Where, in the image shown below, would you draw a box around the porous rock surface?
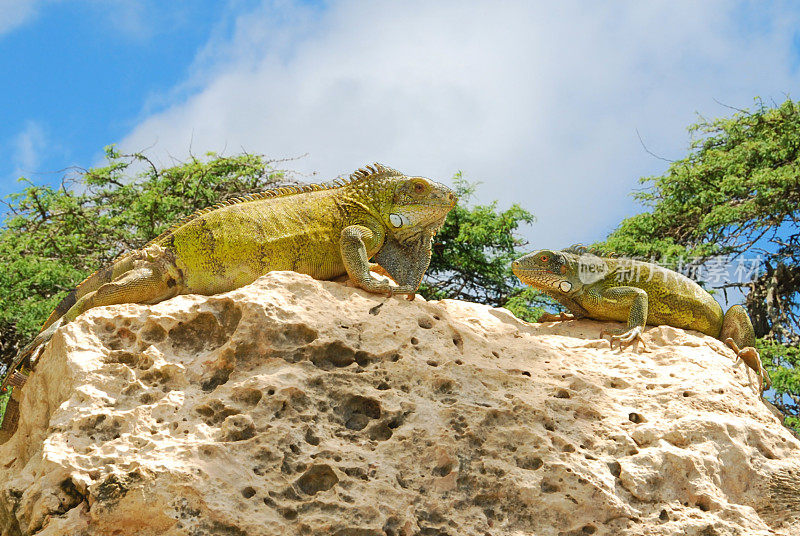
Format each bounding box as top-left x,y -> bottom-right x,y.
0,271 -> 799,536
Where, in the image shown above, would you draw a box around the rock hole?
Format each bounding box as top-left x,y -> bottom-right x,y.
426,360 -> 438,367
232,387 -> 263,406
309,340 -> 356,368
368,302 -> 383,315
241,487 -> 256,499
540,481 -> 559,493
452,332 -> 463,350
376,381 -> 390,390
417,316 -> 434,329
455,359 -> 463,365
607,461 -> 621,477
339,395 -> 381,431
682,391 -> 694,397
554,388 -> 571,399
432,460 -> 454,477
369,422 -> 393,441
141,323 -> 167,343
219,414 -> 255,442
104,350 -> 138,365
696,496 -> 712,512
516,456 -> 543,470
279,507 -> 298,520
168,309 -> 240,355
543,421 -> 555,432
522,371 -> 531,377
305,428 -> 320,446
659,509 -> 669,522
628,412 -> 645,424
581,525 -> 597,534
201,368 -> 232,392
410,337 -> 419,345
296,464 -> 338,495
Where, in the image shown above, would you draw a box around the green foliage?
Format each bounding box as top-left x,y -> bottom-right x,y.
0,147 -> 287,372
602,98 -> 800,432
758,339 -> 800,431
420,173 -> 548,321
0,388 -> 10,423
604,98 -> 800,264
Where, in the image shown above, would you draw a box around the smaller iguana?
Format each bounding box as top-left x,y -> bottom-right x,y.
512,246 -> 770,393
2,164 -> 456,392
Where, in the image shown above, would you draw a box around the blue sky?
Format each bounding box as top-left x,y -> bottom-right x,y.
2,0 -> 800,260
0,1 -> 256,192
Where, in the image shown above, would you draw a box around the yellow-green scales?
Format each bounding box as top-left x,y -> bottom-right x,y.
512,246 -> 765,389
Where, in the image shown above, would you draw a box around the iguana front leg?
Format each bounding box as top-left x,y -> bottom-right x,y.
341,225 -> 415,297
538,312 -> 577,322
539,294 -> 590,322
373,232 -> 434,301
597,286 -> 648,351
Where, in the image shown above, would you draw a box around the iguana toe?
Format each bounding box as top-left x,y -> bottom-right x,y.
538,312 -> 576,322
388,284 -> 416,299
600,326 -> 646,352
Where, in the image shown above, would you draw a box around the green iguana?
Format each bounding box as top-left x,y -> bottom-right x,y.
512,246 -> 770,393
2,164 -> 456,390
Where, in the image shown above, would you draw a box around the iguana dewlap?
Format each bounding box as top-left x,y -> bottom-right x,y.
4,164 -> 456,388
512,246 -> 770,393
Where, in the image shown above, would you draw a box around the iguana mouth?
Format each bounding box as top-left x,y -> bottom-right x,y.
511,268 -> 571,293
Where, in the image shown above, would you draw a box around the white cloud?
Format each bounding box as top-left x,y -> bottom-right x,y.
118,0 -> 800,247
0,0 -> 42,35
12,120 -> 46,177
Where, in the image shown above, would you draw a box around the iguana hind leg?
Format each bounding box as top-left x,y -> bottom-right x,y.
721,305 -> 770,394
2,258 -> 183,391
720,304 -> 756,349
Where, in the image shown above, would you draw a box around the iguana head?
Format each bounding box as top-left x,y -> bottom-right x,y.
512,249 -> 583,296
383,174 -> 457,243
347,164 -> 456,242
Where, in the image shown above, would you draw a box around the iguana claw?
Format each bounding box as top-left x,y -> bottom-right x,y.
538,312 -> 576,322
600,326 -> 646,352
388,285 -> 416,301
724,338 -> 770,395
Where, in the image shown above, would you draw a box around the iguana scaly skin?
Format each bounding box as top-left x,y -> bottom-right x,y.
3,164 -> 456,389
512,246 -> 770,393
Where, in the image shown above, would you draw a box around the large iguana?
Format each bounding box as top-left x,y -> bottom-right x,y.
3,164 -> 456,390
512,246 -> 770,393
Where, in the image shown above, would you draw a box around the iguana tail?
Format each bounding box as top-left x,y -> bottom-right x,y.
42,253 -> 138,330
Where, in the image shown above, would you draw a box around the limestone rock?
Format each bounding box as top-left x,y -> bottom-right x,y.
0,271 -> 798,535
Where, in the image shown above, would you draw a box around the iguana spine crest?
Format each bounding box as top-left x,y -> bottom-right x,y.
149,163 -> 401,246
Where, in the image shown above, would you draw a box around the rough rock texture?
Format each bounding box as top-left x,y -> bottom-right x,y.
0,271 -> 799,536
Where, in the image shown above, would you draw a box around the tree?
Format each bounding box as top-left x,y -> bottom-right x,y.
0,151 -> 542,378
419,173 -> 547,321
602,98 -> 800,429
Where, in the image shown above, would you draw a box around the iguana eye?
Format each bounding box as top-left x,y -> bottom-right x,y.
540,255 -> 549,262
413,182 -> 425,193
